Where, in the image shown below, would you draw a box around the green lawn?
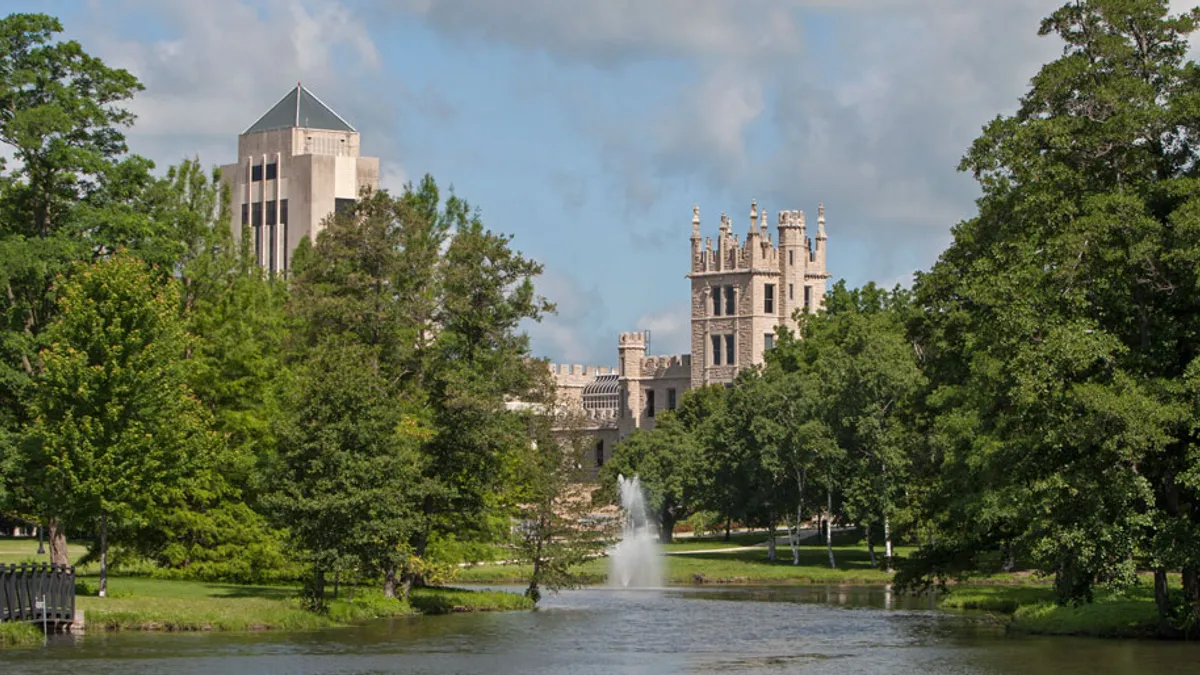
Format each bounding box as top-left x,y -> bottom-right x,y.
0,536 -> 89,568
940,583 -> 1162,638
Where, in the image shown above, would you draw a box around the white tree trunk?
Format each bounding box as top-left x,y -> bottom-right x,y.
825,487 -> 836,569
884,512 -> 894,573
98,510 -> 109,598
767,522 -> 777,562
792,469 -> 806,565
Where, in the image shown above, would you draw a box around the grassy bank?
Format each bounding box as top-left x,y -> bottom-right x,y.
73,576 -> 531,632
457,531 -> 913,586
0,622 -> 42,649
940,584 -> 1162,638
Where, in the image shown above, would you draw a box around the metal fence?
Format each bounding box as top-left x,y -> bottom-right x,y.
0,563 -> 76,625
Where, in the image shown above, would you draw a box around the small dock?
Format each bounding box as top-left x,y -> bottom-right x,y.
1,563 -> 81,632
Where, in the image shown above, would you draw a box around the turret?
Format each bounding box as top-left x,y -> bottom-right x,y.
815,203 -> 828,271
691,205 -> 702,273
618,332 -> 648,430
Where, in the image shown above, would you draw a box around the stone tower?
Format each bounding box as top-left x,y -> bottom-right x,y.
687,200 -> 831,388
617,331 -> 647,435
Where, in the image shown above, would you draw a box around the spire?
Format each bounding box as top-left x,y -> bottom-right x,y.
749,199 -> 758,234
817,203 -> 827,239
692,204 -> 701,239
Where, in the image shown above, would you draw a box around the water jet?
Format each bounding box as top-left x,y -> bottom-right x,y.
607,474 -> 663,588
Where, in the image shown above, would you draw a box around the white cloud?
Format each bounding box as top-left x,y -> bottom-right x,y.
523,268 -> 614,365
635,306 -> 691,357
71,0 -> 395,174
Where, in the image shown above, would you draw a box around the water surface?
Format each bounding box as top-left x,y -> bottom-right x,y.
2,585 -> 1197,674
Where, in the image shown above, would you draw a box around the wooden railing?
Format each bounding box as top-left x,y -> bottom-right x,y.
0,563 -> 76,624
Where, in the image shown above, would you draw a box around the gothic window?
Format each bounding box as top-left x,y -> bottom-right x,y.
789,250 -> 794,266
804,286 -> 813,310
725,285 -> 735,315
764,284 -> 775,314
668,388 -> 677,411
789,284 -> 794,301
765,333 -> 775,351
646,390 -> 656,418
712,286 -> 722,316
711,335 -> 722,366
725,335 -> 735,365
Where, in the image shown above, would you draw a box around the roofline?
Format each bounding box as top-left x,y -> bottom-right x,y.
238,82 -> 358,136
301,85 -> 357,133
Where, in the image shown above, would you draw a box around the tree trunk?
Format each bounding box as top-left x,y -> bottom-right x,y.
659,509 -> 676,544
1154,567 -> 1171,625
1183,565 -> 1200,626
883,512 -> 894,573
825,488 -> 836,569
767,519 -> 777,562
37,525 -> 45,555
383,566 -> 397,600
866,523 -> 877,568
98,511 -> 109,598
48,519 -> 68,567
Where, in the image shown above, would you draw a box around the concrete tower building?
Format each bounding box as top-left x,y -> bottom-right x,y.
220,83 -> 380,274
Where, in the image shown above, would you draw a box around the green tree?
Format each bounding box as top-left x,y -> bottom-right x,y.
509,397 -> 616,603
600,409 -> 705,543
22,253 -> 218,595
269,339 -> 427,606
275,186 -> 435,602
904,0 -> 1200,630
0,13 -> 159,559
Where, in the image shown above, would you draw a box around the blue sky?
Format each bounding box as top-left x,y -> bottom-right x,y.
13,0 -> 1198,365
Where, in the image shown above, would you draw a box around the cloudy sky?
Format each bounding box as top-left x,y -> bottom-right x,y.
12,0 -> 1199,365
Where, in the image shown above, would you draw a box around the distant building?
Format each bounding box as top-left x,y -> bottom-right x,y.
220,83 -> 380,274
547,201 -> 831,474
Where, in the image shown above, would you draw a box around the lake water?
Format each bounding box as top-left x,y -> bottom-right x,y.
3,585 -> 1199,674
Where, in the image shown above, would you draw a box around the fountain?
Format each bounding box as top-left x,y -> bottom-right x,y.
607,474 -> 663,588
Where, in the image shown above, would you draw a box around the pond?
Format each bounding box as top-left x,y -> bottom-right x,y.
2,585 -> 1199,674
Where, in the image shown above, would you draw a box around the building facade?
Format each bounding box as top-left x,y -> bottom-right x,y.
220,83 -> 380,274
549,201 -> 831,472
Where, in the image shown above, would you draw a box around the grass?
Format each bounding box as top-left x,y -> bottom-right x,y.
69,576 -> 533,632
939,583 -> 1162,638
0,622 -> 42,649
456,531 -> 916,586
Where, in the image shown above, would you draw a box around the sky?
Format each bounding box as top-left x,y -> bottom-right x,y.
11,0 -> 1200,365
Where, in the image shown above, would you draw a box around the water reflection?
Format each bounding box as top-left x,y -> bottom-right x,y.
2,585 -> 1198,674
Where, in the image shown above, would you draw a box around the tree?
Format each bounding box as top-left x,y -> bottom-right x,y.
903,0 -> 1200,630
408,184 -> 554,584
509,398 -> 616,603
600,410 -> 705,544
22,253 -> 217,595
275,186 -> 434,603
269,339 -> 427,606
0,13 -> 157,560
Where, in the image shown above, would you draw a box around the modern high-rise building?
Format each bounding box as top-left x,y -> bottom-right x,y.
220,83 -> 380,273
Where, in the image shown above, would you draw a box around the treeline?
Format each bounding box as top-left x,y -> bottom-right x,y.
0,13 -> 594,606
602,1 -> 1200,635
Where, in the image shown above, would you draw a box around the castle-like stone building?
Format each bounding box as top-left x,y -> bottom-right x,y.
549,202 -> 831,472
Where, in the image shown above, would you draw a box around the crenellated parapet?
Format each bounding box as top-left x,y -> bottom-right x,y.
639,354 -> 691,379
689,200 -> 828,278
